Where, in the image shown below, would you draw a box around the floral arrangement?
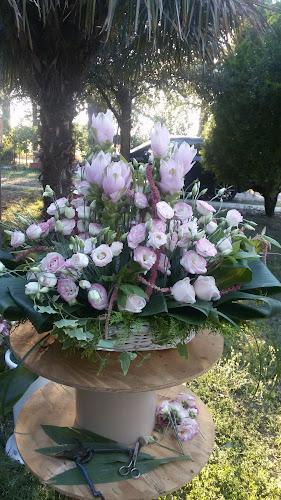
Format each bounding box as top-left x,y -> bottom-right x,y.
0,109 -> 281,373
156,392 -> 199,442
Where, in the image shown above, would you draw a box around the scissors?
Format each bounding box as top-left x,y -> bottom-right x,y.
118,439 -> 141,479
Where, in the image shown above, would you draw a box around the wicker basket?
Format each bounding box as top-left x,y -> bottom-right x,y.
97,323 -> 195,352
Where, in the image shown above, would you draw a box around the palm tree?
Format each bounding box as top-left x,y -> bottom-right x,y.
0,1 -> 264,199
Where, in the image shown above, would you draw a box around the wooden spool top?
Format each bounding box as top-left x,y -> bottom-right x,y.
15,382 -> 215,500
11,322 -> 223,392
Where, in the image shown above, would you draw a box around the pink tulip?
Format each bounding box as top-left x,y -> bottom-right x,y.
173,142 -> 197,175
102,161 -> 132,201
150,123 -> 170,158
92,110 -> 116,145
158,159 -> 185,194
85,152 -> 111,186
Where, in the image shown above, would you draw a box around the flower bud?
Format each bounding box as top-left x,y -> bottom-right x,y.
64,206 -> 76,219
79,280 -> 91,289
43,185 -> 55,198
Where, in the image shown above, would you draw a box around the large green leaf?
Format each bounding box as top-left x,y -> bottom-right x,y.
240,260 -> 281,294
217,292 -> 281,321
9,280 -> 52,332
212,263 -> 252,289
0,366 -> 37,416
0,276 -> 25,320
0,250 -> 17,269
41,425 -> 119,446
140,293 -> 168,316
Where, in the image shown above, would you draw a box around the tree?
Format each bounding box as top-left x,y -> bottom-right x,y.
0,0 -> 263,198
202,15 -> 281,216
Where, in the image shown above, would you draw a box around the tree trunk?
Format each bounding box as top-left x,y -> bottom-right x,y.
2,96 -> 11,135
119,97 -> 132,160
39,95 -> 75,203
263,192 -> 279,217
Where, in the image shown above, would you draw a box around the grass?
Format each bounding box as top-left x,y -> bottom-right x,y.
1,205 -> 281,499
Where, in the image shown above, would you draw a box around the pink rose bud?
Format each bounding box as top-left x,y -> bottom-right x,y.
57,278 -> 79,304
173,142 -> 197,175
134,192 -> 148,209
46,197 -> 68,216
195,238 -> 217,258
61,218 -> 76,236
174,201 -> 193,221
10,230 -> 25,247
156,201 -> 174,221
171,277 -> 196,304
194,276 -> 220,301
92,109 -> 116,145
85,151 -> 111,186
40,252 -> 65,273
158,159 -> 185,194
121,294 -> 147,313
196,200 -> 216,216
150,123 -> 170,158
91,244 -> 113,267
26,224 -> 43,240
133,246 -> 157,271
226,209 -> 243,227
88,284 -> 108,310
180,250 -> 207,274
127,223 -> 146,249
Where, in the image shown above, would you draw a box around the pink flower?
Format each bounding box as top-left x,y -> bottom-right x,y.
102,161 -> 132,201
61,219 -> 76,236
171,277 -> 196,304
133,246 -> 157,271
195,238 -> 217,258
180,250 -> 207,274
226,209 -> 243,227
121,294 -> 147,313
147,231 -> 167,249
74,180 -> 90,196
134,192 -> 148,209
194,276 -> 220,301
127,223 -> 146,249
158,159 -> 184,194
176,392 -> 197,409
85,152 -> 111,186
71,197 -> 85,208
151,219 -> 166,233
156,201 -> 174,221
166,232 -> 178,251
57,278 -> 79,304
91,244 -> 113,267
158,253 -> 171,275
40,252 -> 65,273
38,221 -> 52,237
10,230 -> 25,247
26,224 -> 42,240
47,197 -> 68,216
178,418 -> 199,441
89,223 -> 102,236
174,202 -> 193,221
92,109 -> 116,145
88,284 -> 108,310
150,123 -> 170,158
196,200 -> 216,216
173,142 -> 197,174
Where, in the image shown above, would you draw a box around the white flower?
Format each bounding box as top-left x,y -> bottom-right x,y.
10,230 -> 25,247
147,231 -> 167,249
122,294 -> 147,313
38,273 -> 57,288
67,253 -> 89,269
171,278 -> 196,304
194,276 -> 220,301
26,224 -> 42,240
64,206 -> 76,219
46,197 -> 68,216
25,282 -> 40,296
217,237 -> 232,255
110,241 -> 123,256
91,244 -> 113,267
206,221 -> 218,235
156,201 -> 174,221
76,206 -> 91,220
226,209 -> 243,227
196,200 -> 216,216
92,109 -> 116,145
150,123 -> 170,158
79,280 -> 91,289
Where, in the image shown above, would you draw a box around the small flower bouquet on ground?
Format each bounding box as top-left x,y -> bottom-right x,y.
1,110 -> 281,373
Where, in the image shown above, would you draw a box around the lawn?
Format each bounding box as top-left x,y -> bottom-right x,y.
0,203 -> 281,500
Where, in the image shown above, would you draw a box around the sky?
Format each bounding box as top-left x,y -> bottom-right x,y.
10,96 -> 200,138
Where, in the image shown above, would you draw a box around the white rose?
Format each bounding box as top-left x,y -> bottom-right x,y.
171,277 -> 196,304
110,241 -> 123,256
217,237 -> 232,255
226,209 -> 243,227
206,221 -> 218,234
67,252 -> 89,269
147,231 -> 167,249
26,224 -> 42,241
11,230 -> 26,247
194,276 -> 220,301
122,294 -> 146,313
38,273 -> 57,288
25,282 -> 40,296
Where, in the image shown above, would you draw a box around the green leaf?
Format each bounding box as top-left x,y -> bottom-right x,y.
0,250 -> 17,269
41,425 -> 119,445
119,351 -> 137,376
97,339 -> 115,349
0,276 -> 24,320
262,235 -> 281,249
217,292 -> 281,320
65,328 -> 93,341
54,319 -> 79,329
177,342 -> 188,359
0,366 -> 37,416
140,293 -> 168,316
36,305 -> 57,315
119,284 -> 147,299
212,264 -> 252,289
240,260 -> 281,294
9,282 -> 52,332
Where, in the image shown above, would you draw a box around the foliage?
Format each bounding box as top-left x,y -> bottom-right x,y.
201,14 -> 281,217
73,124 -> 89,159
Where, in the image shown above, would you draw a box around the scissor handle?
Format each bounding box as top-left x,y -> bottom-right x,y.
130,467 -> 140,479
119,465 -> 131,476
